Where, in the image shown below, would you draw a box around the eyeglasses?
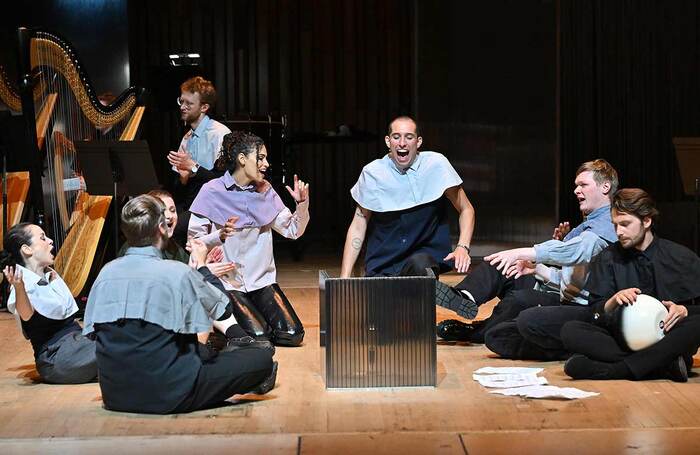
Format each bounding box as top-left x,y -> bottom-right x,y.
176,97 -> 195,108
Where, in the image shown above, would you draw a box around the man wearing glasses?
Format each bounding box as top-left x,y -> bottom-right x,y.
167,76 -> 231,244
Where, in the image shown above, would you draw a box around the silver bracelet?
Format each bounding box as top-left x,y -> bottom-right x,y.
457,244 -> 471,254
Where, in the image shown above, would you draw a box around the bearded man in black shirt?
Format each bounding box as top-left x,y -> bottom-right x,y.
561,188 -> 700,382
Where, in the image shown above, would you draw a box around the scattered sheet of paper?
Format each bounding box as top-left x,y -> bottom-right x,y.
474,367 -> 544,375
472,373 -> 548,388
489,385 -> 599,399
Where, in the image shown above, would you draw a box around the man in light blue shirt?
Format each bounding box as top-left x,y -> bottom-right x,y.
437,159 -> 618,360
167,76 -> 231,244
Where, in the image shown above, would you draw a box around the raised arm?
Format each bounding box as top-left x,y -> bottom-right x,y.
3,266 -> 33,321
340,206 -> 372,277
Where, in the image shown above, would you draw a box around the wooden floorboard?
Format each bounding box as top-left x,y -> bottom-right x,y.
2,258 -> 700,452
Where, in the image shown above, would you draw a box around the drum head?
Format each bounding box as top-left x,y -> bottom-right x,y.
620,294 -> 668,351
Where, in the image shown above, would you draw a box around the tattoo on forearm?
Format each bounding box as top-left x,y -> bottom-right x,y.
355,208 -> 366,218
351,238 -> 362,250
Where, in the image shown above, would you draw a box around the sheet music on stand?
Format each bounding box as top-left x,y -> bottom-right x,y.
74,140 -> 159,255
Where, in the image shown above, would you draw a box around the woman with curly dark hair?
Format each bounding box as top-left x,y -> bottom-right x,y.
188,131 -> 308,347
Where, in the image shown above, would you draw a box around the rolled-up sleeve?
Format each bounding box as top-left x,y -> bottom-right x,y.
534,230 -> 609,267
272,199 -> 309,239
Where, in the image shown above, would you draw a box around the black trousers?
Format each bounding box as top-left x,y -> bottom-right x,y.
173,347 -> 273,413
397,252 -> 441,277
229,283 -> 305,346
485,303 -> 591,360
561,315 -> 700,379
449,263 -> 537,342
453,262 -> 537,305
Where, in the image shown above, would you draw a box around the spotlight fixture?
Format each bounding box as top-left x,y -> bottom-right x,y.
168,53 -> 201,67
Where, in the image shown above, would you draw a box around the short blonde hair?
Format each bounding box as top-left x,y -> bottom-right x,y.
576,159 -> 619,196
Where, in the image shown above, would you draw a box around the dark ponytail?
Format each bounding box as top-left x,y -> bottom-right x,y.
214,131 -> 265,172
0,222 -> 33,269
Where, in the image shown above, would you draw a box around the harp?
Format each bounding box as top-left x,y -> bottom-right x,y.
17,28 -> 146,297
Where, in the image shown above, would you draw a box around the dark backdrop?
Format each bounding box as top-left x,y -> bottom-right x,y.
559,0 -> 700,249
127,0 -> 414,246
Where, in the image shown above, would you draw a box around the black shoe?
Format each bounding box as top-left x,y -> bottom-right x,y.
205,331 -> 228,352
435,281 -> 478,320
221,336 -> 276,355
437,319 -> 475,341
564,354 -> 621,380
252,361 -> 278,395
666,355 -> 688,383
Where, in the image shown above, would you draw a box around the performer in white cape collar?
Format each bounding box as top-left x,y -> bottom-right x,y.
341,115 -> 476,278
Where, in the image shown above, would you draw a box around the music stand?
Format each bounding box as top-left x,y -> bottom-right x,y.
672,137 -> 700,255
74,140 -> 159,256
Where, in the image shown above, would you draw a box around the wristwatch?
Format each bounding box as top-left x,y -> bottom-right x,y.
190,163 -> 200,175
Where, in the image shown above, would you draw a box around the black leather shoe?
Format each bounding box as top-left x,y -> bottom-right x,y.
221,336 -> 276,355
252,361 -> 278,395
666,355 -> 688,383
437,319 -> 475,341
434,281 -> 478,319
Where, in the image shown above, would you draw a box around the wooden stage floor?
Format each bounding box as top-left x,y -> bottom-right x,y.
2,255 -> 700,454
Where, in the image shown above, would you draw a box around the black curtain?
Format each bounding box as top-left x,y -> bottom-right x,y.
127,0 -> 414,245
559,0 -> 700,224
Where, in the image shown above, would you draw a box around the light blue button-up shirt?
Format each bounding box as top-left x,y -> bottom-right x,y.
83,246 -> 229,335
533,204 -> 617,305
176,115 -> 231,171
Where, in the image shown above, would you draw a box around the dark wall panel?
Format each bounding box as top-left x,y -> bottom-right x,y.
560,0 -> 700,247
128,0 -> 415,245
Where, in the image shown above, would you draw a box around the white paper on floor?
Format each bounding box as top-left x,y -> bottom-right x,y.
473,366 -> 598,400
472,373 -> 548,388
474,366 -> 544,375
489,385 -> 600,399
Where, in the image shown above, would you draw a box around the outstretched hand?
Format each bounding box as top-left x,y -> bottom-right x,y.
444,248 -> 471,273
505,260 -> 536,279
3,266 -> 23,289
186,238 -> 208,268
285,174 -> 309,203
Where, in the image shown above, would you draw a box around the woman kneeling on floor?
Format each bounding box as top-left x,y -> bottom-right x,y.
1,223 -> 97,384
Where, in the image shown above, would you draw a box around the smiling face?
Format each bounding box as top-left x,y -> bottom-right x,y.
179,90 -> 208,125
157,196 -> 178,239
21,225 -> 55,268
385,118 -> 422,171
236,144 -> 269,186
574,171 -> 611,216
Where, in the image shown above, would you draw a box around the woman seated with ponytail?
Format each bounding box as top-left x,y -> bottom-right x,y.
188,131 -> 308,347
1,223 -> 97,383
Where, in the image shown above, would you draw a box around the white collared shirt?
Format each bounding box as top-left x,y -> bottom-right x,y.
188,198 -> 310,292
7,265 -> 78,320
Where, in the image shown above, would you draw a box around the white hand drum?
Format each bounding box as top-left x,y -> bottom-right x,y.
621,294 -> 668,351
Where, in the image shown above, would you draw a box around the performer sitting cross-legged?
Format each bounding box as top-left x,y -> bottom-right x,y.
189,131 -> 308,347
562,188 -> 700,382
83,195 -> 276,414
1,223 -> 97,384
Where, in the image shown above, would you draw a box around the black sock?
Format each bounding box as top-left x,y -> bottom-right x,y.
609,361 -> 632,379
225,324 -> 248,339
565,355 -> 632,380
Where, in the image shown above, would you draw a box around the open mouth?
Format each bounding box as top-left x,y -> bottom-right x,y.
397,149 -> 409,158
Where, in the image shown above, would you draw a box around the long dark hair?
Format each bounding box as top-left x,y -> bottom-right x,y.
215,131 -> 265,173
0,222 -> 34,269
